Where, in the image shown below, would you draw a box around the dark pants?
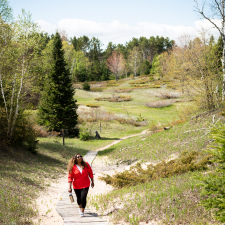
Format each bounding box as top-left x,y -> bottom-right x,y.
74,187 -> 89,208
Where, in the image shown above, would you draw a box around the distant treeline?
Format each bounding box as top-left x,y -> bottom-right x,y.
40,32 -> 174,82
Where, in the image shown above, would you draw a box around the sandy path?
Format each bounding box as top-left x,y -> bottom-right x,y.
32,130 -> 148,225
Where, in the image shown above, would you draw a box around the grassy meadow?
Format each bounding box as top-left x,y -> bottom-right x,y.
1,76 -> 217,225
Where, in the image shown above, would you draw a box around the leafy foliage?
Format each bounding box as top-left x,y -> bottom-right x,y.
79,130 -> 90,141
83,82 -> 90,91
198,123 -> 225,222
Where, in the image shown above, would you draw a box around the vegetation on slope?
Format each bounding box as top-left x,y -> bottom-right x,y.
89,112 -> 224,224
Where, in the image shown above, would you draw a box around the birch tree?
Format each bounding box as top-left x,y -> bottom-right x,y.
128,46 -> 142,77
194,0 -> 225,100
0,10 -> 41,141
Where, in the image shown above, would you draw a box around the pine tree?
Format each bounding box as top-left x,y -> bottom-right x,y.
38,32 -> 79,136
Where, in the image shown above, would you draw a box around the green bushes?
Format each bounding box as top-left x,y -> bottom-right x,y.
100,150 -> 211,188
0,108 -> 38,154
198,123 -> 225,223
79,130 -> 90,141
85,104 -> 100,108
83,82 -> 90,91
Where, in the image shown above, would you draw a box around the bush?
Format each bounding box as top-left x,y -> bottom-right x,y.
95,95 -> 131,102
155,91 -> 182,99
79,131 -> 90,141
198,123 -> 225,223
145,100 -> 175,108
0,108 -> 39,154
85,104 -> 100,108
34,125 -> 60,137
83,82 -> 90,91
90,87 -> 103,92
114,88 -> 132,93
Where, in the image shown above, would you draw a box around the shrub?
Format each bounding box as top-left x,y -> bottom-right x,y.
115,117 -> 147,127
34,125 -> 60,137
77,107 -> 116,122
0,108 -> 39,154
83,82 -> 90,91
145,100 -> 175,108
95,95 -> 131,102
100,150 -> 211,188
155,91 -> 182,99
85,104 -> 100,108
151,84 -> 161,88
198,123 -> 225,223
79,131 -> 90,141
90,87 -> 103,92
106,80 -> 120,87
114,88 -> 132,93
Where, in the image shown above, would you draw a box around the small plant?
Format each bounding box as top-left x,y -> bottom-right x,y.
83,82 -> 90,91
79,131 -> 90,141
135,113 -> 146,122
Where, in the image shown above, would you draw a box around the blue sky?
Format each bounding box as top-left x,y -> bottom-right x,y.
9,0 -> 219,46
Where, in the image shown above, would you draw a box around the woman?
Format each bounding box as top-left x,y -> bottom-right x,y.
68,153 -> 94,217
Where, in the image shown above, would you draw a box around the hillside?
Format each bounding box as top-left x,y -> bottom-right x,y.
0,77 -> 222,225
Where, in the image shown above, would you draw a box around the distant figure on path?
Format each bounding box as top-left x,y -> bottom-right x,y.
68,153 -> 94,217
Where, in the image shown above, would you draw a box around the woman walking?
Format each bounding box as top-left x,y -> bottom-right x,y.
68,153 -> 94,217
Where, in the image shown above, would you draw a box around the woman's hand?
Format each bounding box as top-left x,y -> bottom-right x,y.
91,182 -> 94,188
68,187 -> 72,193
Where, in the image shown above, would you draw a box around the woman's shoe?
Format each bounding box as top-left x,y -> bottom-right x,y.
80,212 -> 84,217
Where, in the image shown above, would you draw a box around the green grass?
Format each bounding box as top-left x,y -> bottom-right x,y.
89,112 -> 222,224
89,172 -> 217,224
98,114 -> 212,164
75,87 -> 190,128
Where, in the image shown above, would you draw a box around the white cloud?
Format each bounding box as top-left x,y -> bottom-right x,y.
37,18 -> 220,47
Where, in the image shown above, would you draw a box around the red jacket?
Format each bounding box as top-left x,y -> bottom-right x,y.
68,162 -> 93,189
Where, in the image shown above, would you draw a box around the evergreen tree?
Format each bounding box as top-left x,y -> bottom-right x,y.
38,32 -> 79,136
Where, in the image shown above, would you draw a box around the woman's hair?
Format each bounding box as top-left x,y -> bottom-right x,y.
67,153 -> 87,174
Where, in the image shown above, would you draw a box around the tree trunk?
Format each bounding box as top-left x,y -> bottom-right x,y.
222,37 -> 225,101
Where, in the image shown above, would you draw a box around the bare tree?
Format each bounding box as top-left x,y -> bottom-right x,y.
106,51 -> 125,81
194,0 -> 225,99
